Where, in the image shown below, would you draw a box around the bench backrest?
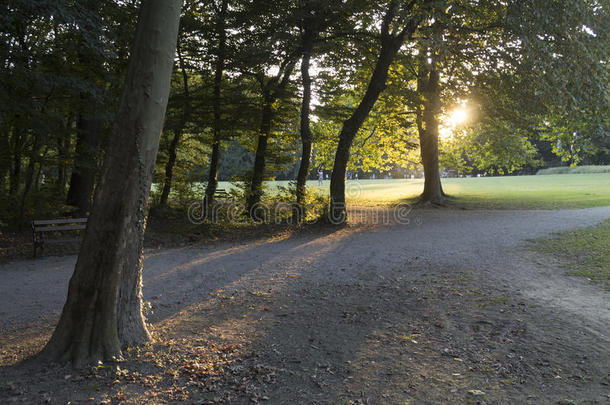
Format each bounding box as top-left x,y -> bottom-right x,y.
32,218 -> 87,232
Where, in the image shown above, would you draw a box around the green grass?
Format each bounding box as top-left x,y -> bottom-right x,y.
532,220 -> 610,290
214,173 -> 610,209
154,173 -> 610,209
536,165 -> 610,175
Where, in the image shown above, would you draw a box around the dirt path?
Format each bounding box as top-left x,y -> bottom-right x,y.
1,207 -> 609,404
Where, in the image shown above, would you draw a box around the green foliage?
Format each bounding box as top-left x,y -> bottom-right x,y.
1,0 -> 608,221
451,121 -> 542,175
276,181 -> 327,221
0,184 -> 75,228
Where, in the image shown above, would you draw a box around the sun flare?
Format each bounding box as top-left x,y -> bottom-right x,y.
448,108 -> 467,126
439,106 -> 469,140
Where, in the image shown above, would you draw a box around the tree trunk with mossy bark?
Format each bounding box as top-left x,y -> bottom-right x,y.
39,0 -> 182,367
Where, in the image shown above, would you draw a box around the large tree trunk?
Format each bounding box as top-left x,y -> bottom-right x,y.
247,96 -> 273,218
160,41 -> 190,206
204,0 -> 228,209
39,0 -> 182,367
66,112 -> 101,215
329,3 -> 422,223
416,59 -> 444,205
295,27 -> 315,220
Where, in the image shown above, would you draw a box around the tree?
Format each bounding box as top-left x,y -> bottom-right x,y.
65,0 -> 106,215
39,0 -> 183,367
328,0 -> 428,223
236,0 -> 302,217
415,49 -> 444,203
159,38 -> 192,206
293,0 -> 351,219
412,0 -> 609,201
203,0 -> 229,209
294,1 -> 318,217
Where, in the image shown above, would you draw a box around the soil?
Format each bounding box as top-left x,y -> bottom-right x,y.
0,207 -> 609,404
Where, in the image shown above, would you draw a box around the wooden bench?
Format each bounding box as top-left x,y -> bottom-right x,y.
31,218 -> 87,258
214,188 -> 232,200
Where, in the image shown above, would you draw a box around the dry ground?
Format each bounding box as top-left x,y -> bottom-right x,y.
1,207 -> 609,404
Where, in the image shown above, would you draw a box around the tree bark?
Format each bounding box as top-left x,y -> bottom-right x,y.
159,128 -> 181,206
9,128 -> 23,197
329,2 -> 422,223
39,0 -> 183,367
66,112 -> 101,215
160,41 -> 191,206
57,116 -> 74,193
295,26 -> 316,221
247,95 -> 273,218
204,0 -> 228,209
416,57 -> 444,204
0,126 -> 10,193
246,60 -> 298,218
19,130 -> 44,220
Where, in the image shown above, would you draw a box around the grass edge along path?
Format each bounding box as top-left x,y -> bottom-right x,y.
531,219 -> 610,290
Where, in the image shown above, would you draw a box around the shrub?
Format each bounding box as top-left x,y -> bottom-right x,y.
536,165 -> 610,175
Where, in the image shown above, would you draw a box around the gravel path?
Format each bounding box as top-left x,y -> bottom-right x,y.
1,207 -> 609,339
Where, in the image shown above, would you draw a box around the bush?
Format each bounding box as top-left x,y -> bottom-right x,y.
536,165 -> 610,175
276,182 -> 326,222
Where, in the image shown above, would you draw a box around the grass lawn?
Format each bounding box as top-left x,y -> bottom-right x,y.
531,219 -> 610,290
215,173 -> 610,209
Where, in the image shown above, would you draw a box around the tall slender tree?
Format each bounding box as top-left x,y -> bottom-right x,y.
329,0 -> 429,223
204,0 -> 229,210
246,59 -> 298,217
66,0 -> 105,215
160,39 -> 192,206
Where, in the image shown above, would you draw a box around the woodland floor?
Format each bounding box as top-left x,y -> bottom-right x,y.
0,207 -> 609,404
